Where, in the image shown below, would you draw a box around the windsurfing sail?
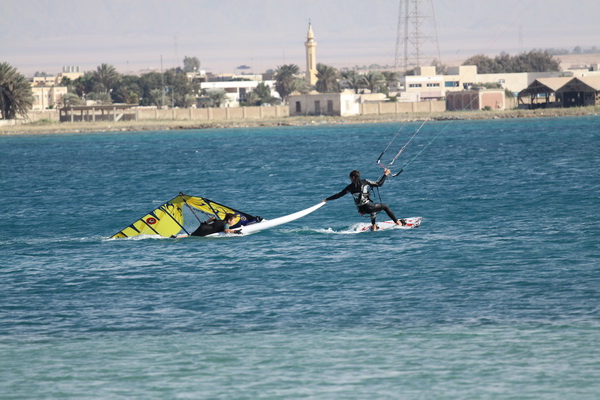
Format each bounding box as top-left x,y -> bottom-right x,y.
110,192 -> 260,239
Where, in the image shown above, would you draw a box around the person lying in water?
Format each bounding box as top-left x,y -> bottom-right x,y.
323,168 -> 405,231
177,213 -> 242,237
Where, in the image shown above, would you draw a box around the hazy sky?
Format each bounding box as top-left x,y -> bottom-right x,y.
2,0 -> 599,76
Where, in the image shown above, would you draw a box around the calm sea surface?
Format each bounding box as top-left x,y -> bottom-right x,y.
1,116 -> 599,399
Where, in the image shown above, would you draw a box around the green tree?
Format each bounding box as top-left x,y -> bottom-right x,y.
361,71 -> 385,93
248,82 -> 279,105
0,62 -> 33,119
315,63 -> 340,93
243,91 -> 260,106
112,75 -> 142,104
139,72 -> 164,106
93,63 -> 120,93
62,92 -> 83,107
163,69 -> 194,107
149,89 -> 165,107
462,54 -> 498,73
274,64 -> 301,103
206,90 -> 228,108
72,72 -> 95,98
341,70 -> 364,94
463,50 -> 560,73
183,56 -> 201,73
380,71 -> 398,95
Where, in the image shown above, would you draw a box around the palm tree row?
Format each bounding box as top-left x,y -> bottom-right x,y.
273,62 -> 398,102
1,60 -> 398,119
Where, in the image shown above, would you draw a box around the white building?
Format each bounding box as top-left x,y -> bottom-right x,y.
200,80 -> 279,107
398,65 -> 566,100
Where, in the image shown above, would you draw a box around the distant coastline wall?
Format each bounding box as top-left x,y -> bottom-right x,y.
21,102 -> 447,124
360,100 -> 445,115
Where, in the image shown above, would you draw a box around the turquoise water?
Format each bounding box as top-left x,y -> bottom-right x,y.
1,116 -> 599,399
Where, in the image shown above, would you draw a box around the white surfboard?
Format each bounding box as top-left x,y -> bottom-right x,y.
211,202 -> 326,236
353,216 -> 422,232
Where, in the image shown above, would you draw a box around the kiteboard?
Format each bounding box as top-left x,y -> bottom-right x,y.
355,216 -> 422,232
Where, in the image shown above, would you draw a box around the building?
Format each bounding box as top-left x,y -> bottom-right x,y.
517,77 -> 572,108
30,76 -> 68,111
446,90 -> 506,111
556,76 -> 600,107
305,22 -> 317,86
399,65 -> 564,101
518,76 -> 600,108
200,80 -> 279,107
289,91 -> 360,116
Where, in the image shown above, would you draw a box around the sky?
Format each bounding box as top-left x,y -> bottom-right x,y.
1,0 -> 599,76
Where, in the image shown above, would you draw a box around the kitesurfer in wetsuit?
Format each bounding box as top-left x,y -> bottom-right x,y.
323,169 -> 405,231
190,213 -> 241,236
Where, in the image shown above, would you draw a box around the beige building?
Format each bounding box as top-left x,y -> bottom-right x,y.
289,91 -> 360,116
305,22 -> 317,86
399,65 -> 565,101
446,90 -> 506,111
31,77 -> 68,111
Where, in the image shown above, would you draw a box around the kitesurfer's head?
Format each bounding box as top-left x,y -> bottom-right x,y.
349,170 -> 360,182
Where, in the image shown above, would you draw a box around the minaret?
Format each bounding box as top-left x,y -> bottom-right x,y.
305,22 -> 317,85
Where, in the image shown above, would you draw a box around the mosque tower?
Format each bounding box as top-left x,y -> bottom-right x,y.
304,22 -> 317,85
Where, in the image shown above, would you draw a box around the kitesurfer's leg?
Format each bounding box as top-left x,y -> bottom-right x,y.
370,203 -> 405,226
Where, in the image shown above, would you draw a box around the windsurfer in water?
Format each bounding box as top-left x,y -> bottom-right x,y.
323,169 -> 405,231
189,213 -> 241,237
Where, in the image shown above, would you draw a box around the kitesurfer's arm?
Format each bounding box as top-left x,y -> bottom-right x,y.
323,185 -> 350,202
370,168 -> 391,188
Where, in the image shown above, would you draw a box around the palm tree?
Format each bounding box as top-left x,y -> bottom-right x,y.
206,90 -> 229,108
243,91 -> 260,106
93,63 -> 120,93
253,82 -> 272,102
274,64 -> 300,103
381,71 -> 398,93
0,62 -> 33,120
315,63 -> 340,93
361,71 -> 386,93
341,70 -> 363,94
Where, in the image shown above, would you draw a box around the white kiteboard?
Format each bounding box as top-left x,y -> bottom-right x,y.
210,202 -> 326,236
354,216 -> 422,232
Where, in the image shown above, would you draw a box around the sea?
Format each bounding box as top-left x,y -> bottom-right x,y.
1,115 -> 599,399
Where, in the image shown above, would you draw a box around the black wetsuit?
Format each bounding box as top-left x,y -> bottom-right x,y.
326,174 -> 398,225
190,220 -> 226,237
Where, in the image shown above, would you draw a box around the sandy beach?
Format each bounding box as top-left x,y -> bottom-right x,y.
1,106 -> 599,136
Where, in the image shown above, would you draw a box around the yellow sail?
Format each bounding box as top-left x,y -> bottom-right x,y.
110,196 -> 186,238
110,193 -> 258,239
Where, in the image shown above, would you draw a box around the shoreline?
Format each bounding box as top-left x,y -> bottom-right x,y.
1,106 -> 599,136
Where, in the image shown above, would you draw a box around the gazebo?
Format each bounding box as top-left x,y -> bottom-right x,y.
556,76 -> 600,107
59,104 -> 137,122
517,77 -> 571,109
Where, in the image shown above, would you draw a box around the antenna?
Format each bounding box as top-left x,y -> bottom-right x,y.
394,0 -> 441,72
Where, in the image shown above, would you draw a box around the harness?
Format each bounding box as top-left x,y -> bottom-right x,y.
353,180 -> 381,219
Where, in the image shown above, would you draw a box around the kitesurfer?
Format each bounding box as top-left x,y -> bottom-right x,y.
190,213 -> 241,236
323,168 -> 405,231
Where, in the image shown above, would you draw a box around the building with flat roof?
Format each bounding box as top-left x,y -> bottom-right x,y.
200,80 -> 279,107
398,65 -> 565,101
289,91 -> 360,116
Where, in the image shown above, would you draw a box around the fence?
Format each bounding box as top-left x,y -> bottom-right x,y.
21,101 -> 448,124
